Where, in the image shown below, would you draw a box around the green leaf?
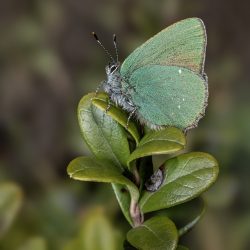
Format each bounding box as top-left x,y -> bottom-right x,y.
155,198 -> 206,237
78,93 -> 130,170
67,156 -> 139,208
178,199 -> 206,237
128,127 -> 186,165
140,152 -> 219,213
78,93 -> 137,225
127,216 -> 178,250
123,240 -> 137,250
92,93 -> 140,145
67,157 -> 140,226
0,182 -> 23,238
112,184 -> 133,226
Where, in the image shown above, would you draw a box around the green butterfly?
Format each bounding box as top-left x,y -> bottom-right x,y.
93,17 -> 208,131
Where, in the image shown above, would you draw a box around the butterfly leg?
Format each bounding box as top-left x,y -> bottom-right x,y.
93,81 -> 106,97
126,107 -> 137,129
91,81 -> 106,102
105,97 -> 112,112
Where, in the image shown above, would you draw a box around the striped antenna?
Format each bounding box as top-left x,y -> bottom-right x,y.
92,32 -> 115,62
113,34 -> 118,62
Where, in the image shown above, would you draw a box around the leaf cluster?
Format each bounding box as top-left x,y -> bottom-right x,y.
67,93 -> 219,250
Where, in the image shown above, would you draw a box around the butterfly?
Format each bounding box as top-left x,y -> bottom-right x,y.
92,17 -> 208,131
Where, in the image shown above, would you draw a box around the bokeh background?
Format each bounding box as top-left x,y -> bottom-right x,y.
1,0 -> 250,249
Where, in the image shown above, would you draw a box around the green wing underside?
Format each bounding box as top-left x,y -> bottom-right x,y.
128,65 -> 208,130
121,18 -> 206,77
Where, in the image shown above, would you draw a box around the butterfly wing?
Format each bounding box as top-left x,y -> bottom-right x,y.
128,65 -> 208,130
121,18 -> 206,78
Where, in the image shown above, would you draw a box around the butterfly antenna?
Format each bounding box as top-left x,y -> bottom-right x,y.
113,34 -> 118,62
92,32 -> 114,62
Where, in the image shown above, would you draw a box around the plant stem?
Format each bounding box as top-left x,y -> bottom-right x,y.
132,166 -> 140,187
130,199 -> 143,227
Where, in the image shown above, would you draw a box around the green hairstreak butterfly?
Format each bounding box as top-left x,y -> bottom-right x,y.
92,17 -> 208,131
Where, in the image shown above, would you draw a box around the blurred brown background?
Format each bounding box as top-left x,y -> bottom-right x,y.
0,0 -> 250,249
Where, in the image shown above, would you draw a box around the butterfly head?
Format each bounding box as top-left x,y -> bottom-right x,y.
106,61 -> 120,76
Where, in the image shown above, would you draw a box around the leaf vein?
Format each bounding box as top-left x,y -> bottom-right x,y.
140,138 -> 184,147
141,224 -> 164,242
91,108 -> 123,170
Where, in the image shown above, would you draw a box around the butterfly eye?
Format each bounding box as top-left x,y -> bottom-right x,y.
110,65 -> 117,73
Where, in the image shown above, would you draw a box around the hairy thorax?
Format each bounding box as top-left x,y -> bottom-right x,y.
104,70 -> 135,112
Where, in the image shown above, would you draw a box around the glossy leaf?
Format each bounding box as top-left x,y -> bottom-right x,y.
140,152 -> 219,213
178,199 -> 206,237
67,157 -> 139,206
92,93 -> 140,145
0,182 -> 23,238
128,127 -> 186,165
155,198 -> 206,236
78,93 -> 130,170
78,93 -> 137,225
123,240 -> 137,250
127,216 -> 178,250
112,183 -> 133,226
